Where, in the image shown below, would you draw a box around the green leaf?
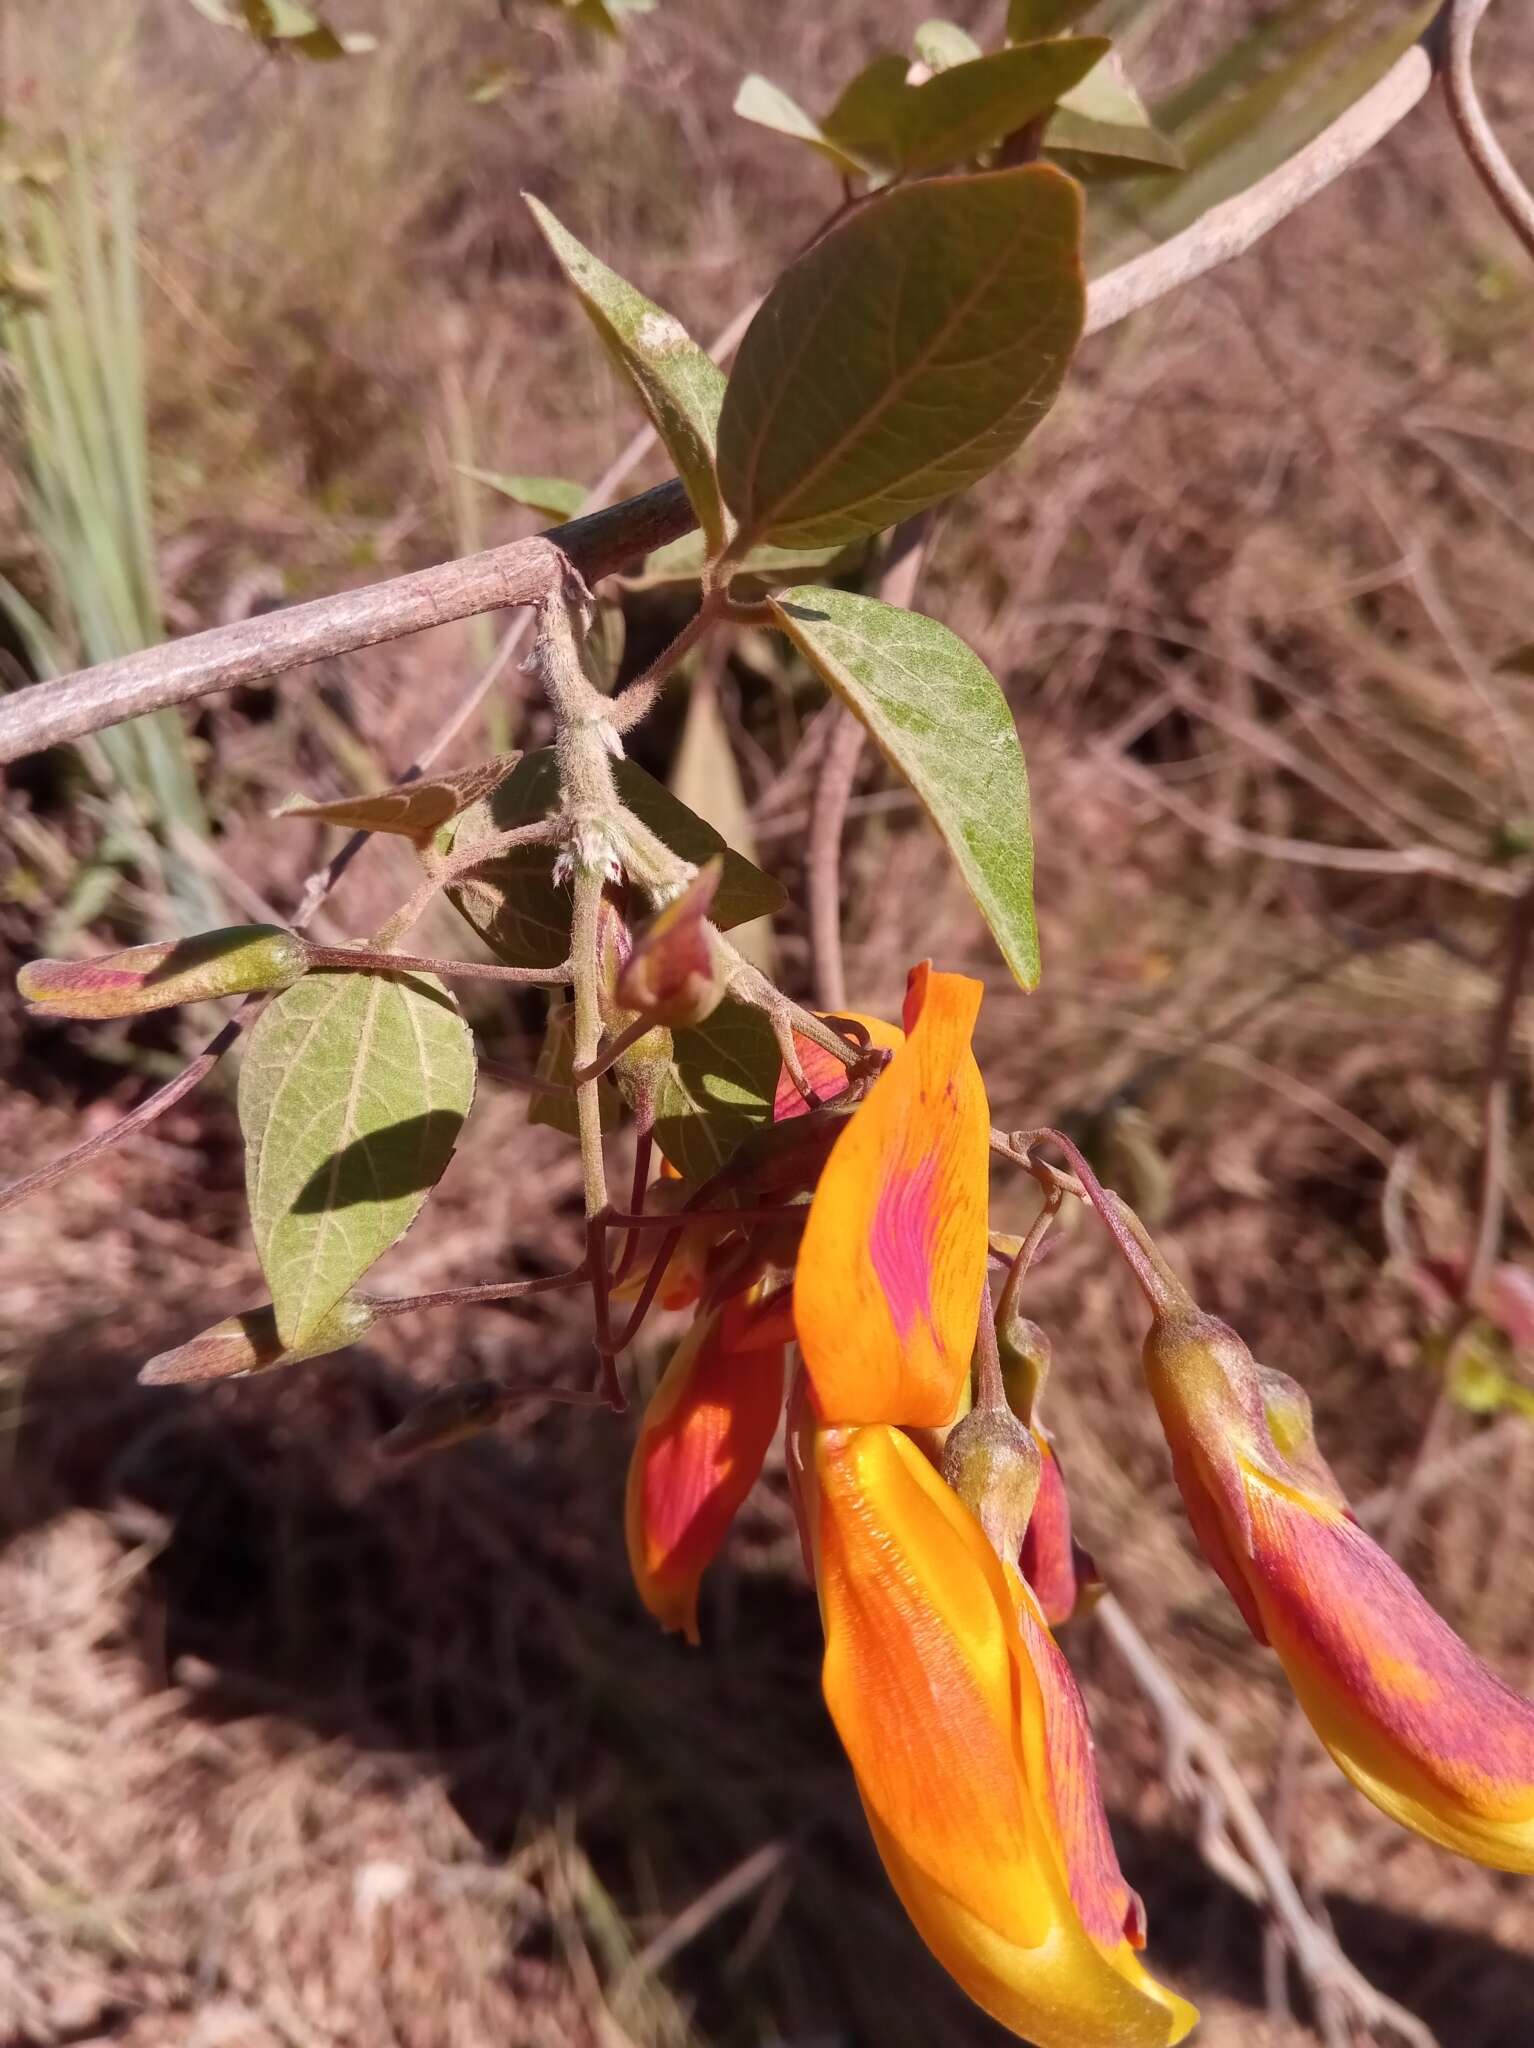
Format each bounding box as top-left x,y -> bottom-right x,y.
772,586 -> 1039,989
896,40 -> 1108,174
914,21 -> 983,72
733,75 -> 869,179
274,756 -> 522,844
240,971 -> 476,1346
458,467 -> 586,520
1046,51 -> 1183,176
441,751 -> 787,969
821,55 -> 912,171
525,198 -> 728,553
717,168 -> 1084,551
652,999 -> 782,1180
623,529 -> 853,591
527,998 -> 624,1137
1007,0 -> 1098,36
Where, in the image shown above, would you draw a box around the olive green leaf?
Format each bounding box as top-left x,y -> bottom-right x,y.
623,530 -> 853,591
1007,0 -> 1097,36
527,998 -> 624,1138
914,21 -> 983,72
1046,52 -> 1184,177
526,197 -> 728,552
896,40 -> 1107,175
273,756 -> 522,845
717,168 -> 1084,551
820,55 -> 912,171
441,751 -> 787,970
652,999 -> 782,1180
772,586 -> 1039,989
733,76 -> 871,179
457,468 -> 587,520
240,970 -> 476,1347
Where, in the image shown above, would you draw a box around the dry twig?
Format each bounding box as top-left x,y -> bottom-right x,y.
1442,0 -> 1534,261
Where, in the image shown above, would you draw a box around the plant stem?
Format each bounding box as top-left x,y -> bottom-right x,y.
570,864 -> 609,1222
303,945 -> 569,985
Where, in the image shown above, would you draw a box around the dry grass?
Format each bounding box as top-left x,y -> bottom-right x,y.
4,0 -> 1534,2043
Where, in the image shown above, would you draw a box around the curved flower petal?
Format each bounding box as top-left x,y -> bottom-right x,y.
1020,1432 -> 1095,1628
1146,1313 -> 1534,1871
793,964 -> 990,1427
625,1290 -> 791,1643
810,1422 -> 1195,2047
774,1010 -> 905,1123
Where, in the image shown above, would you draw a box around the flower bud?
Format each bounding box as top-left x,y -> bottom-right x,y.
20,925 -> 310,1020
1144,1300 -> 1534,1873
942,1403 -> 1042,1568
140,1294 -> 376,1385
614,860 -> 727,1028
998,1309 -> 1052,1425
375,1380 -> 508,1463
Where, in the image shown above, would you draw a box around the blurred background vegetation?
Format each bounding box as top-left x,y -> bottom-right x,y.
2,2 -> 1533,2043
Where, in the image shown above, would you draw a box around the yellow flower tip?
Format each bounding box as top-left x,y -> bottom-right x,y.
811,1423 -> 1195,2047
1241,1457 -> 1534,1873
793,966 -> 990,1427
625,1294 -> 789,1644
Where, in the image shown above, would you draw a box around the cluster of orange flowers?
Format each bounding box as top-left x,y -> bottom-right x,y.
624,965 -> 1534,2046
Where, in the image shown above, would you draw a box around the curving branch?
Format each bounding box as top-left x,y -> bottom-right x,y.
1443,0 -> 1534,261
0,481 -> 693,765
0,31 -> 1451,771
1082,39 -> 1437,337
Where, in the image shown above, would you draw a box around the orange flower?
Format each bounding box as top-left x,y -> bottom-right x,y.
793,964 -> 990,1427
803,1420 -> 1196,2047
625,1288 -> 792,1643
1145,1309 -> 1534,1871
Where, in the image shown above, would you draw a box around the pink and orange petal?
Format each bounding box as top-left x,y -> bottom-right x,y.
793,964 -> 990,1428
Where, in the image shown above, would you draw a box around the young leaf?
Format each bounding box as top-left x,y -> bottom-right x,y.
896,40 -> 1108,174
140,1295 -> 378,1385
528,998 -> 624,1137
717,168 -> 1084,551
526,197 -> 728,553
20,925 -> 309,1019
442,751 -> 786,969
820,55 -> 913,171
1046,52 -> 1184,177
733,75 -> 869,179
457,468 -> 587,520
240,971 -> 476,1347
652,999 -> 782,1180
274,756 -> 522,845
914,21 -> 983,72
623,530 -> 852,591
1006,0 -> 1096,35
771,587 -> 1039,990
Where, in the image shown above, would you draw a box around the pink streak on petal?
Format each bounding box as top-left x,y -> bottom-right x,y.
869,1152 -> 940,1345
